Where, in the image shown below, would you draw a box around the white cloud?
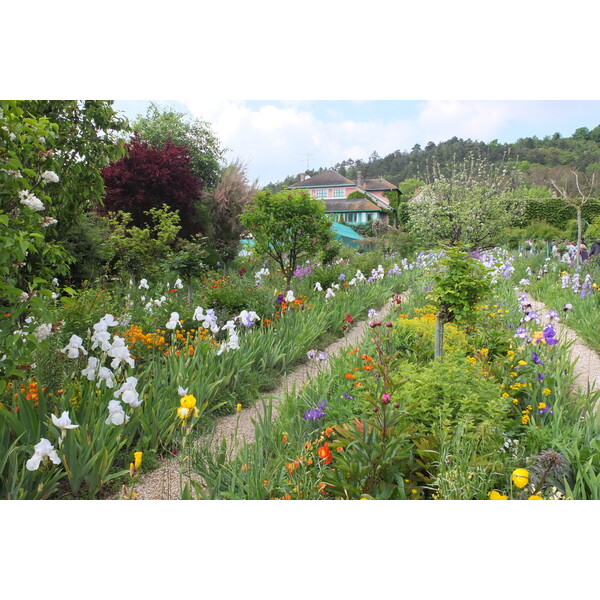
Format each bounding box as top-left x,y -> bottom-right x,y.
164,99 -> 600,186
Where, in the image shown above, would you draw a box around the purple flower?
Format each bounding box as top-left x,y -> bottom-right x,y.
303,401 -> 327,421
532,352 -> 544,365
276,293 -> 285,305
547,310 -> 559,321
537,372 -> 545,382
338,273 -> 346,281
539,404 -> 554,415
541,324 -> 558,345
341,393 -> 353,400
514,327 -> 528,339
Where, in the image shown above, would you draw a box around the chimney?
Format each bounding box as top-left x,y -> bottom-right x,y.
356,171 -> 363,187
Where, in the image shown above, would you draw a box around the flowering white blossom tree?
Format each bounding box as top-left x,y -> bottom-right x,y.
408,154 -> 523,248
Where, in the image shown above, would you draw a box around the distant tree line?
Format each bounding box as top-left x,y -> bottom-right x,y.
264,127 -> 600,192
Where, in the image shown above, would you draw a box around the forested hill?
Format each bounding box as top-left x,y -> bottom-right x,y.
264,125 -> 600,192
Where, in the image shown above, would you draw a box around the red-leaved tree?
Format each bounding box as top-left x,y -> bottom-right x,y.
100,134 -> 202,236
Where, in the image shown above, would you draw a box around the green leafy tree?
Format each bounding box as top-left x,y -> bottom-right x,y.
133,102 -> 225,189
0,101 -> 125,385
408,154 -> 522,248
427,246 -> 492,359
240,189 -> 334,287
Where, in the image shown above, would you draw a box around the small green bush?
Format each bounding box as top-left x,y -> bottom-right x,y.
391,356 -> 511,450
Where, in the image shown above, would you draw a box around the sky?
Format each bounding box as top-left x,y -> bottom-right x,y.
113,99 -> 600,187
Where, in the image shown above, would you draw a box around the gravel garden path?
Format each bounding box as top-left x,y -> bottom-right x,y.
524,293 -> 600,398
129,297 -> 397,500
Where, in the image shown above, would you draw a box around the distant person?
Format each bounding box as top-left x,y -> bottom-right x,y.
590,240 -> 600,265
580,240 -> 589,262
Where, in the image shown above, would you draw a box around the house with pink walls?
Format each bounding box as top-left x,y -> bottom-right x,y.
287,169 -> 399,226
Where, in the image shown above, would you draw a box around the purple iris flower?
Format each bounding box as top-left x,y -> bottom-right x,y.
532,352 -> 544,365
303,401 -> 327,421
539,404 -> 554,415
514,327 -> 528,339
338,273 -> 346,281
537,372 -> 545,382
541,324 -> 558,345
341,393 -> 353,400
276,293 -> 285,305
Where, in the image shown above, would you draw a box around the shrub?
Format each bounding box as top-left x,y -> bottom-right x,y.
390,312 -> 470,364
391,356 -> 511,450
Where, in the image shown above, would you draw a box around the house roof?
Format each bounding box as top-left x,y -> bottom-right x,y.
289,169 -> 354,188
331,221 -> 364,241
324,198 -> 383,212
364,178 -> 398,192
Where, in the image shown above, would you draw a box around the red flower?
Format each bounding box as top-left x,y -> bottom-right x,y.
317,443 -> 332,464
344,314 -> 354,324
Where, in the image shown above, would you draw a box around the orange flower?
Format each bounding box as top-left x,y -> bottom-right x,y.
363,365 -> 373,371
317,442 -> 332,464
282,435 -> 288,443
345,373 -> 356,379
349,348 -> 359,355
325,427 -> 334,438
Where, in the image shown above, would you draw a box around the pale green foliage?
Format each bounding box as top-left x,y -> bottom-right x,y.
240,189 -> 335,286
106,204 -> 182,280
133,102 -> 225,189
585,215 -> 600,241
408,155 -> 523,247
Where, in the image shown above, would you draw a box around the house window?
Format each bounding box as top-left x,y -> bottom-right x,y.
344,212 -> 358,223
316,189 -> 327,198
333,188 -> 345,198
367,213 -> 373,221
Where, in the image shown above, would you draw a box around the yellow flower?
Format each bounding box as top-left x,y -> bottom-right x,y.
510,372 -> 518,378
178,394 -> 200,421
134,451 -> 143,471
542,388 -> 551,396
507,350 -> 515,358
177,406 -> 191,420
180,394 -> 197,410
528,495 -> 544,500
236,403 -> 242,412
488,490 -> 508,500
518,360 -> 527,366
511,468 -> 529,488
538,402 -> 547,410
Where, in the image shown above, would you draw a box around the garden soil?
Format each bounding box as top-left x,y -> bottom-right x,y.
126,297 -> 396,500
